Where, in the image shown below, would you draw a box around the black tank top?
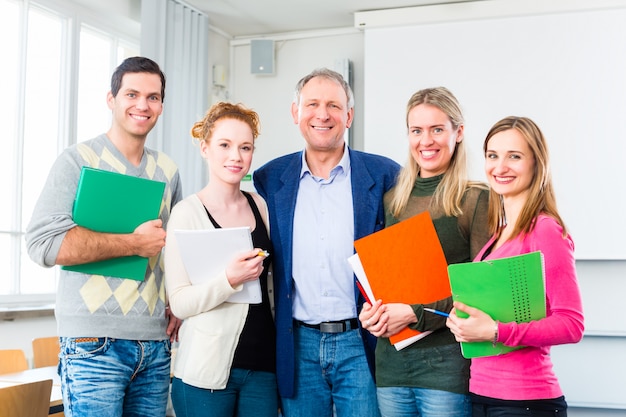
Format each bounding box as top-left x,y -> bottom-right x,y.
204,191 -> 276,373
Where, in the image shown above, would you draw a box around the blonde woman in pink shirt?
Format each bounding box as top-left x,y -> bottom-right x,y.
446,116 -> 584,417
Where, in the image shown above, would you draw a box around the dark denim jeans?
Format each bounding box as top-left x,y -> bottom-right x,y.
471,394 -> 567,417
171,369 -> 278,417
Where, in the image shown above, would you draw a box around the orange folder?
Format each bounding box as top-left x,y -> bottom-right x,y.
354,211 -> 450,346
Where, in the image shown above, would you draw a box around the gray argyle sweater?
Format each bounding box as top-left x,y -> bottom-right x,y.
25,134 -> 183,340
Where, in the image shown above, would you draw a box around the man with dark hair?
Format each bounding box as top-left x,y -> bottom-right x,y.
110,56 -> 166,101
26,56 -> 182,417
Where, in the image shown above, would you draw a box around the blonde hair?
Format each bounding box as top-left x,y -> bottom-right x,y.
388,87 -> 485,218
483,116 -> 567,239
191,102 -> 260,143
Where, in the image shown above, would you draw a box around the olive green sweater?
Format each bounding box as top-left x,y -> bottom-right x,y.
375,174 -> 490,394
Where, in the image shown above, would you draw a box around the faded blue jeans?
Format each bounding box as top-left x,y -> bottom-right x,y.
280,324 -> 379,417
59,337 -> 171,417
377,386 -> 471,417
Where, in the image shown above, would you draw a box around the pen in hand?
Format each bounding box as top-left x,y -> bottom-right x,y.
424,307 -> 449,318
257,250 -> 270,257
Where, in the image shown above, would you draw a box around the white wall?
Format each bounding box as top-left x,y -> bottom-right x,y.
0,315 -> 56,367
229,30 -> 365,182
552,260 -> 626,413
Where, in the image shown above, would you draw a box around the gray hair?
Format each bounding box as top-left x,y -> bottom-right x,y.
293,68 -> 354,109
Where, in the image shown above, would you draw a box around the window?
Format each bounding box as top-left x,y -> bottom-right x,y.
77,27 -> 139,143
1,0 -> 139,302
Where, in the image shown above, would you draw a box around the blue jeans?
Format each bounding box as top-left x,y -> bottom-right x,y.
59,337 -> 171,417
280,325 -> 379,417
171,369 -> 278,417
377,386 -> 471,417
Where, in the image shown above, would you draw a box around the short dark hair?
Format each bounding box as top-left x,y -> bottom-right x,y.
110,56 -> 166,102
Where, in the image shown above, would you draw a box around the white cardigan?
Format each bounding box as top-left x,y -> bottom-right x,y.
164,193 -> 271,389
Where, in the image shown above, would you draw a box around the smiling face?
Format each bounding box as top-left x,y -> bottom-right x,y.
107,72 -> 163,140
201,117 -> 255,185
484,128 -> 535,202
291,76 -> 353,154
407,104 -> 463,178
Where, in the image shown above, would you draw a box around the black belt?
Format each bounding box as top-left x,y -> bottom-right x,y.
294,318 -> 359,333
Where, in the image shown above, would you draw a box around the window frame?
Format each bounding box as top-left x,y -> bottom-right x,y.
2,0 -> 140,307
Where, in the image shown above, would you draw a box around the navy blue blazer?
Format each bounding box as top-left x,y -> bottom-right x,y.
253,148 -> 400,398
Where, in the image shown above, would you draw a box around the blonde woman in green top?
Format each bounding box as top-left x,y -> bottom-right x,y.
359,87 -> 490,417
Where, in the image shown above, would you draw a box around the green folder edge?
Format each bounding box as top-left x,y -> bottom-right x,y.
447,251 -> 547,358
62,167 -> 166,281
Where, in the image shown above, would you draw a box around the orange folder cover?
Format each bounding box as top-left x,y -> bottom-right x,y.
353,211 -> 451,346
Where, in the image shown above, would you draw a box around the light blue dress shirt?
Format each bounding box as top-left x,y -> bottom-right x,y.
292,145 -> 356,324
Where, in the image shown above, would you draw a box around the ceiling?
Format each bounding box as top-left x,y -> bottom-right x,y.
185,0 -> 475,38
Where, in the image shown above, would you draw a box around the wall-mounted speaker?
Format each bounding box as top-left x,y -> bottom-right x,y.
250,39 -> 275,75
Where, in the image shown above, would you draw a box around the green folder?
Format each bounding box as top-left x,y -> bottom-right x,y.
447,251 -> 546,358
62,167 -> 166,281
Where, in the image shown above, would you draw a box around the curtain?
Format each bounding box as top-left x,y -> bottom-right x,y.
141,0 -> 209,197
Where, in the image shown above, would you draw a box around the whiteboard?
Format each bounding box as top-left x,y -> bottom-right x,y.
552,336 -> 626,409
362,8 -> 626,259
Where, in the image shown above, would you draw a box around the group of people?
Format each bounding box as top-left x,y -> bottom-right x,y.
24,56 -> 584,417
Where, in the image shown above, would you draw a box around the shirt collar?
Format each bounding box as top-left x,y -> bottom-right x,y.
300,142 -> 351,180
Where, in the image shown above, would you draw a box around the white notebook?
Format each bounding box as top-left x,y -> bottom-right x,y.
174,227 -> 262,304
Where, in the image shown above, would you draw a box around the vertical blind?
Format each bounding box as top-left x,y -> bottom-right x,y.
141,0 -> 209,196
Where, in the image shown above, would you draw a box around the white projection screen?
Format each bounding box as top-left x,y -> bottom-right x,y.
362,6 -> 626,260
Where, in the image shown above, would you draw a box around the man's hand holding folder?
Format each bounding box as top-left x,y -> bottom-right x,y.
132,219 -> 166,258
62,167 -> 167,281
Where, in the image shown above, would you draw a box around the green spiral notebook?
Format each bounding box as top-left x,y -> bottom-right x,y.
447,251 -> 546,358
62,167 -> 166,281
